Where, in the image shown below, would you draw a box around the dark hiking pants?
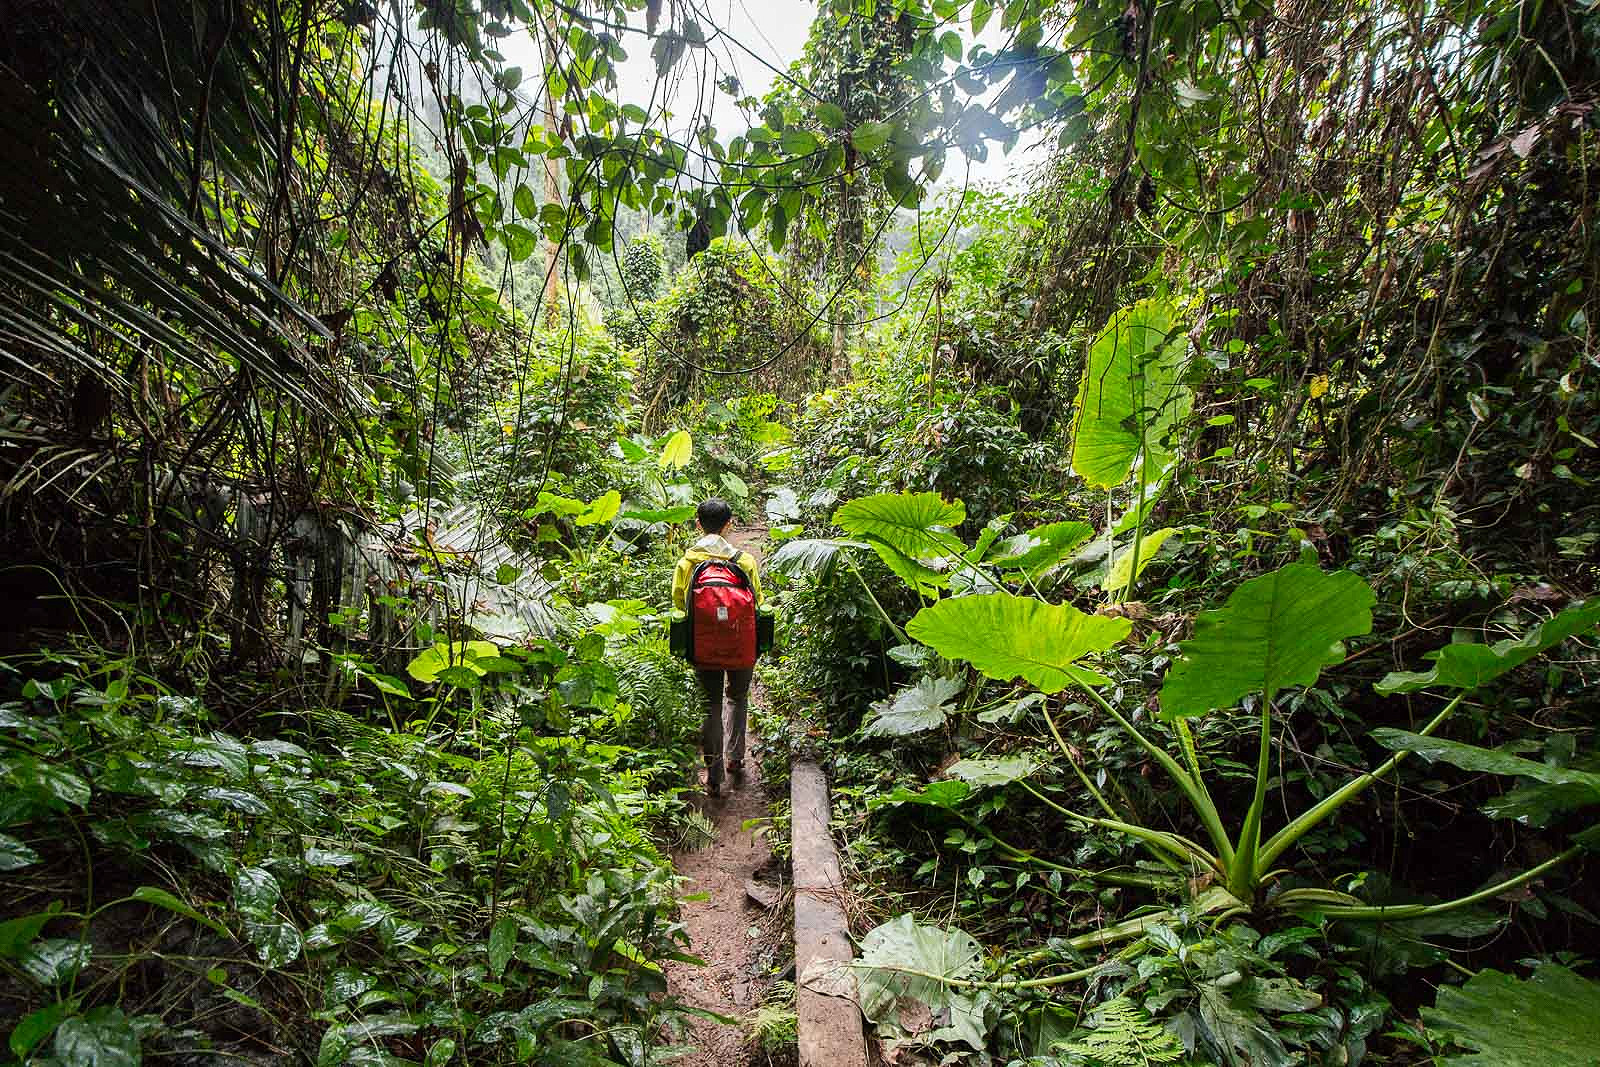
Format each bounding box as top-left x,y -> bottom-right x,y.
694,667 -> 752,790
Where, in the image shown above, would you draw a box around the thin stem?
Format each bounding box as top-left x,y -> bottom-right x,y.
842,554 -> 910,644
1041,701 -> 1184,872
1020,782 -> 1218,873
1289,846 -> 1582,921
1081,685 -> 1236,867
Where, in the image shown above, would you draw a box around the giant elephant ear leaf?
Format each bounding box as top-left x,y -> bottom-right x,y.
907,592 -> 1131,693
856,915 -> 993,1050
1159,564 -> 1375,718
1070,299 -> 1192,488
1375,600 -> 1600,695
833,492 -> 967,595
833,492 -> 966,561
1422,964 -> 1600,1066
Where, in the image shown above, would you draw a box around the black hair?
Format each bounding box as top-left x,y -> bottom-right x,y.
696,498 -> 733,533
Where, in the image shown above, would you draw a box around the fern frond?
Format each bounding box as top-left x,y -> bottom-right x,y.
1057,996 -> 1186,1065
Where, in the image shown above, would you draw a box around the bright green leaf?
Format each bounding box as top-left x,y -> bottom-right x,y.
1070,299 -> 1192,488
1104,527 -> 1178,594
658,429 -> 692,470
868,780 -> 972,810
833,492 -> 965,563
1160,564 -> 1375,717
815,102 -> 846,128
987,521 -> 1094,577
947,756 -> 1037,787
907,592 -> 1131,693
575,490 -> 621,527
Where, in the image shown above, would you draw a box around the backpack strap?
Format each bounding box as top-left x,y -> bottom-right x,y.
691,556 -> 751,588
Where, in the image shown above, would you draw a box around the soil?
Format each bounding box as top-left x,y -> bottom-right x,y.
662,522 -> 785,1066
662,740 -> 783,1065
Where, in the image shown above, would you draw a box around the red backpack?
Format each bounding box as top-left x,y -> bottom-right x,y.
685,557 -> 757,669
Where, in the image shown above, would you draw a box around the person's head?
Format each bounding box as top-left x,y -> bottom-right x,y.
696,498 -> 733,535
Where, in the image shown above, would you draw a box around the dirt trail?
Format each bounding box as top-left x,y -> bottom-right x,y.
662,523 -> 779,1065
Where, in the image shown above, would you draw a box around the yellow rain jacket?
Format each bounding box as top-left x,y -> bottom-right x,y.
672,533 -> 763,612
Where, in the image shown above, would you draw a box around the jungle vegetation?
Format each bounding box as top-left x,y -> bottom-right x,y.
0,0 -> 1597,1064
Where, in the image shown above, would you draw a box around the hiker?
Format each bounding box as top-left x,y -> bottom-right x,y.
672,498 -> 764,798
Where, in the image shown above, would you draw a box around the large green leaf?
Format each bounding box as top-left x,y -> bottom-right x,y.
863,677 -> 964,737
765,538 -> 869,583
907,593 -> 1131,693
987,521 -> 1094,578
867,780 -> 972,811
1070,299 -> 1192,488
1422,964 -> 1600,1066
657,429 -> 692,470
947,756 -> 1037,787
406,640 -> 502,683
862,536 -> 952,596
1159,564 -> 1375,718
856,915 -> 993,1050
1375,600 -> 1600,695
53,1007 -> 141,1067
1369,730 -> 1600,817
833,492 -> 966,564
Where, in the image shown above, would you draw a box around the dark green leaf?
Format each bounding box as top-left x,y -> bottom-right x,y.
489,916 -> 517,977
1370,730 -> 1600,810
1376,600 -> 1600,694
0,908 -> 59,959
10,999 -> 74,1059
0,831 -> 40,871
863,676 -> 963,737
1423,964 -> 1600,1065
53,1006 -> 141,1067
130,886 -> 231,938
20,939 -> 91,985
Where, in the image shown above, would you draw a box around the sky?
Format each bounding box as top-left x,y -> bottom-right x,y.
496,0 -> 1044,192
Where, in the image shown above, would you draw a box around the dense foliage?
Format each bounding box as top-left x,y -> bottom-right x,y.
2,0 -> 1597,1063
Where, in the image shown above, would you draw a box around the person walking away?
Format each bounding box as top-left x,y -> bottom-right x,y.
672,499 -> 763,798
